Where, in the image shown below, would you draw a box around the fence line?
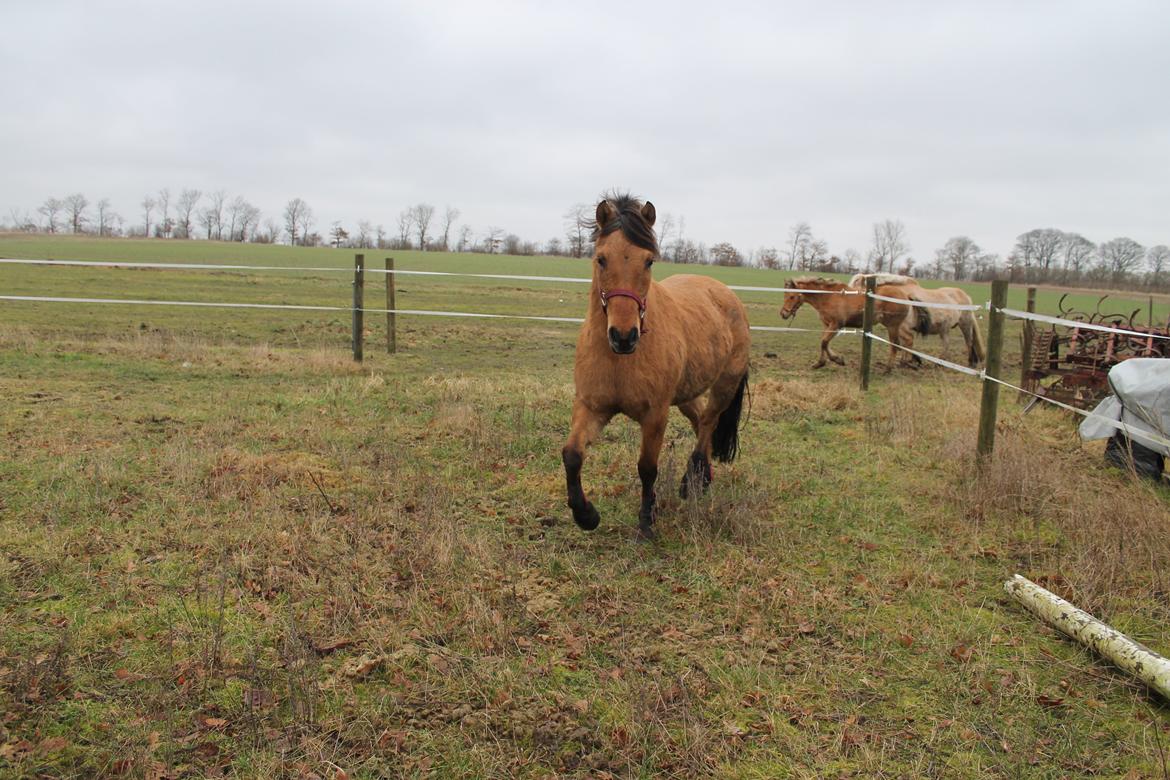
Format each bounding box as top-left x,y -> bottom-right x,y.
999,306 -> 1170,341
0,293 -> 837,334
865,332 -> 983,376
0,257 -> 855,295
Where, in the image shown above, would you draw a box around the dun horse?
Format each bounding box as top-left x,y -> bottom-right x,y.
850,273 -> 986,367
563,194 -> 751,540
779,277 -> 919,369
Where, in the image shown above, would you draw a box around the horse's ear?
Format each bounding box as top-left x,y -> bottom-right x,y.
595,199 -> 614,228
640,201 -> 656,227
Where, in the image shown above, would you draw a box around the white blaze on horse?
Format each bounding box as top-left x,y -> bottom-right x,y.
850,273 -> 986,368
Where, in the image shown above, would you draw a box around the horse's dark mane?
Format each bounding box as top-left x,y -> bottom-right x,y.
591,191 -> 658,253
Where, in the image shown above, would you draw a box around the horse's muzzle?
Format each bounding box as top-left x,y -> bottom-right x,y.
608,326 -> 639,354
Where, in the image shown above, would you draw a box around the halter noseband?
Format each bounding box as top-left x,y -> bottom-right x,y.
599,288 -> 649,334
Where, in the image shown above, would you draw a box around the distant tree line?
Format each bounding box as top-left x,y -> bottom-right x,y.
5,192 -> 1167,292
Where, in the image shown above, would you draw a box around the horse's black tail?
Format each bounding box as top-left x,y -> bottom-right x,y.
712,370 -> 749,463
913,301 -> 932,335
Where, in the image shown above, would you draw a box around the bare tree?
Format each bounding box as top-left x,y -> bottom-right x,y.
226,196 -> 247,241
1013,228 -> 1063,279
396,209 -> 414,248
440,206 -> 460,250
1099,237 -> 1145,284
296,201 -> 314,246
283,198 -> 310,246
757,246 -> 780,269
546,236 -> 564,256
503,233 -> 523,255
375,223 -> 386,249
869,219 -> 909,273
357,220 -> 373,249
563,203 -> 591,258
785,222 -> 812,270
1148,245 -> 1170,288
411,203 -> 435,250
202,190 -> 226,240
657,212 -> 675,259
939,236 -> 981,280
330,221 -> 349,248
157,188 -> 172,238
141,195 -> 156,238
842,248 -> 862,274
60,193 -> 88,234
1061,233 -> 1095,279
241,202 -> 261,241
483,226 -> 504,253
38,197 -> 63,233
261,217 -> 281,244
457,224 -> 473,252
176,189 -> 201,239
96,198 -> 117,237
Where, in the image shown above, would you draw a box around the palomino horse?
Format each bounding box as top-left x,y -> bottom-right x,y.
562,194 -> 751,540
779,277 -> 919,370
850,274 -> 986,367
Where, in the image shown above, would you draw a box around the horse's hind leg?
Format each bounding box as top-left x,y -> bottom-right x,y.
636,407 -> 669,540
562,401 -> 612,531
676,399 -> 707,499
681,372 -> 743,498
825,328 -> 846,366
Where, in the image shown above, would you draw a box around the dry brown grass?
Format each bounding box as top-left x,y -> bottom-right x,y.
957,427 -> 1170,618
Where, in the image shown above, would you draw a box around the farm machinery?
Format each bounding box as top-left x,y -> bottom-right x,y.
1022,294 -> 1170,409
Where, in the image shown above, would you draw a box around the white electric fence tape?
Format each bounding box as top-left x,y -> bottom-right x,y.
998,306 -> 1170,342
1,257 -> 860,295
866,291 -> 982,311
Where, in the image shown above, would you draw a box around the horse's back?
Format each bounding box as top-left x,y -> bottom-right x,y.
660,274 -> 747,321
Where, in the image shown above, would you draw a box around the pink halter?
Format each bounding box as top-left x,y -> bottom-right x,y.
599,288 -> 649,334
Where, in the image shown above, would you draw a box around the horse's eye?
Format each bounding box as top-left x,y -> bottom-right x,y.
597,256 -> 607,269
646,258 -> 654,269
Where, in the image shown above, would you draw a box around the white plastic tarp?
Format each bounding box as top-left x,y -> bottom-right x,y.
1079,358 -> 1170,455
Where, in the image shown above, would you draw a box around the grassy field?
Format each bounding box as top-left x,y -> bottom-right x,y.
2,235 -> 1169,778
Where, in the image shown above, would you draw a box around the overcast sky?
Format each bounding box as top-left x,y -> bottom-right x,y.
3,0 -> 1168,262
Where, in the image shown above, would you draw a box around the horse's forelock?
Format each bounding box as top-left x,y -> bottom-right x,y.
591,191 -> 658,254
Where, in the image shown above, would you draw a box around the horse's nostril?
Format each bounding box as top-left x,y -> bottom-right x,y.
626,327 -> 639,343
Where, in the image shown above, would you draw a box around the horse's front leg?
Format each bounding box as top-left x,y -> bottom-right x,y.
812,325 -> 836,369
825,327 -> 846,366
636,408 -> 669,540
562,401 -> 611,531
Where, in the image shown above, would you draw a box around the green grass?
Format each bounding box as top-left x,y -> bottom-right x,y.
1,235 -> 1168,778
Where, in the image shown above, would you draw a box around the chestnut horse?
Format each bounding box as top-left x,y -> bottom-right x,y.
562,194 -> 750,540
779,277 -> 920,369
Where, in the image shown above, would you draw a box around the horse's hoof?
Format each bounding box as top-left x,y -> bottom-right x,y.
636,524 -> 657,542
831,357 -> 846,366
573,502 -> 600,531
811,362 -> 825,370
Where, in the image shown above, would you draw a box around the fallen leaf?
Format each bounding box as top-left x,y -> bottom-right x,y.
797,622 -> 816,635
897,634 -> 915,648
313,638 -> 355,655
37,736 -> 70,754
950,644 -> 975,663
202,717 -> 228,728
1036,694 -> 1065,708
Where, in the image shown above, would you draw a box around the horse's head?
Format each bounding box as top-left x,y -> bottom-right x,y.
780,280 -> 803,319
592,194 -> 658,355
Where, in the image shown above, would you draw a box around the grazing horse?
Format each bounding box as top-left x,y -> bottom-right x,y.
562,194 -> 751,540
850,274 -> 986,367
779,277 -> 919,369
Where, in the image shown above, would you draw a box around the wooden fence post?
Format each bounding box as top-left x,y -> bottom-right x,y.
977,279 -> 1009,462
859,276 -> 876,391
1018,286 -> 1036,400
352,254 -> 364,362
385,257 -> 397,354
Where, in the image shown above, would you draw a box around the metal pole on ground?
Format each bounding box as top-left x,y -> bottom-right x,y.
352,254 -> 364,362
386,257 -> 397,354
1018,286 -> 1036,401
859,276 -> 876,391
977,279 -> 1009,463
